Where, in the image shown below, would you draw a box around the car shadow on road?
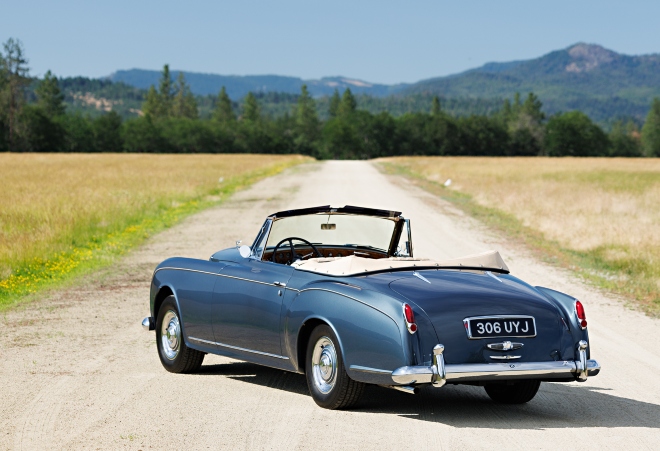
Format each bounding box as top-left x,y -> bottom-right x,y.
198,361 -> 659,430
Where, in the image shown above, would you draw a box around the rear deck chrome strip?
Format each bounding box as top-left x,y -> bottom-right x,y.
189,336 -> 289,360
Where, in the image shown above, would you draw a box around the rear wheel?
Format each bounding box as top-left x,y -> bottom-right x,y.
484,380 -> 541,404
156,295 -> 204,373
305,325 -> 365,409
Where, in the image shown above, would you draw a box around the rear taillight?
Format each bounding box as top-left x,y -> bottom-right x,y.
575,300 -> 587,329
403,303 -> 417,334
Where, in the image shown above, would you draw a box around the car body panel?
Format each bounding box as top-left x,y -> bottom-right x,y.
212,259 -> 293,357
146,205 -> 599,389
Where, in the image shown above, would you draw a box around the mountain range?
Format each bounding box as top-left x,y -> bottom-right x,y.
108,70 -> 404,98
103,43 -> 660,123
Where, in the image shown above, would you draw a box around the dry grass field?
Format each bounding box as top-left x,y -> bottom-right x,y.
379,157 -> 660,316
0,153 -> 308,308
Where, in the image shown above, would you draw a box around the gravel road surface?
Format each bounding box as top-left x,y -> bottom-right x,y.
1,161 -> 658,450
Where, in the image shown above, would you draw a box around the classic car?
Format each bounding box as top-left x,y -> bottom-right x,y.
142,205 -> 600,409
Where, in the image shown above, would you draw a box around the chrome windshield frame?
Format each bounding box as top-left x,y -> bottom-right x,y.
250,218 -> 273,260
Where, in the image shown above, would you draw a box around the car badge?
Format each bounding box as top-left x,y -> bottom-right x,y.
487,341 -> 524,351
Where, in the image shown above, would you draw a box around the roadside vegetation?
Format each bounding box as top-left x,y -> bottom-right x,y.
379,157 -> 660,317
0,153 -> 308,310
3,39 -> 660,159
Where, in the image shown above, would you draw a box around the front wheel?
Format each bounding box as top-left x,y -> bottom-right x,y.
305,325 -> 365,409
484,380 -> 541,404
156,295 -> 204,373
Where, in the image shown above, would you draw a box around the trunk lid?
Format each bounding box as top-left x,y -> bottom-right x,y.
389,270 -> 567,365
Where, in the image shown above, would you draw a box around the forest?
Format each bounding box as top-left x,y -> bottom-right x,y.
1,38 -> 659,158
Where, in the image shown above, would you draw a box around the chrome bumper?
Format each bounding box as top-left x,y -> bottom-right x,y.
142,316 -> 155,331
392,341 -> 601,387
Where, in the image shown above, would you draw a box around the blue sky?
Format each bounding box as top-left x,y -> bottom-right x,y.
2,0 -> 659,84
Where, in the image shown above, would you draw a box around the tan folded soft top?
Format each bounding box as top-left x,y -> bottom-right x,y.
291,250 -> 509,276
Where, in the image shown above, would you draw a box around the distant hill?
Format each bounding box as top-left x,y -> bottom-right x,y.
403,43 -> 660,122
96,43 -> 660,123
108,70 -> 406,98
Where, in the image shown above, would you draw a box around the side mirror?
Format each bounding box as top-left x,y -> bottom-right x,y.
239,245 -> 251,258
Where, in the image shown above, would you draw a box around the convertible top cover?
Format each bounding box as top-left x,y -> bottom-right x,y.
291,250 -> 510,276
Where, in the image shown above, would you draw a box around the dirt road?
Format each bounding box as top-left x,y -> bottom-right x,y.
1,161 -> 658,450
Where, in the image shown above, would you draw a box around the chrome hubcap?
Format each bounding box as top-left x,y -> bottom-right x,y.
311,336 -> 337,394
161,310 -> 181,360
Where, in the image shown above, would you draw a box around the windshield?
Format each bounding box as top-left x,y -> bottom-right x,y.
266,214 -> 397,252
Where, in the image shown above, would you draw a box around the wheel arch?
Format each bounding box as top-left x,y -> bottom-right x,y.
153,284 -> 176,320
295,316 -> 343,374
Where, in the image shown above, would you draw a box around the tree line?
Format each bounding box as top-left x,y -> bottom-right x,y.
2,38 -> 660,158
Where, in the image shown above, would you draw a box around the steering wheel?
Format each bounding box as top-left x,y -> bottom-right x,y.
272,237 -> 322,265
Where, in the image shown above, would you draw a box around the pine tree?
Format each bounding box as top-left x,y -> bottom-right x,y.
328,89 -> 340,118
142,86 -> 161,117
513,92 -> 521,113
641,98 -> 660,157
431,96 -> 441,116
172,72 -> 198,119
521,92 -> 545,122
242,92 -> 260,122
338,88 -> 357,116
609,120 -> 641,157
1,38 -> 30,152
35,70 -> 65,117
501,99 -> 513,123
213,86 -> 235,122
295,84 -> 320,149
506,92 -> 545,155
158,64 -> 174,116
141,64 -> 176,118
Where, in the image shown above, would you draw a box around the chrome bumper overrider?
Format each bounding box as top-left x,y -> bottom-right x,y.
392,341 -> 601,387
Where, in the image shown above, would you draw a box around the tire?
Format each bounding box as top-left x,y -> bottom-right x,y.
156,295 -> 204,373
484,380 -> 541,404
305,325 -> 365,409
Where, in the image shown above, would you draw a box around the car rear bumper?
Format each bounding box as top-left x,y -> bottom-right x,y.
392,342 -> 601,386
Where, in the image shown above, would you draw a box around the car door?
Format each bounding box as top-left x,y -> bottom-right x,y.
211,258 -> 293,357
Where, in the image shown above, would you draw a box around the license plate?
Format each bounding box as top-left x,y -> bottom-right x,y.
464,316 -> 536,339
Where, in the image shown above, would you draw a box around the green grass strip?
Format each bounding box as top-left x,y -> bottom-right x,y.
377,162 -> 660,318
0,158 -> 307,311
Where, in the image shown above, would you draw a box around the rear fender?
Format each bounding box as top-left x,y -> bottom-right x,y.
536,286 -> 590,358
284,283 -> 409,384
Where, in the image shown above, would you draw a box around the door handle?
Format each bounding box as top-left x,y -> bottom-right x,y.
273,281 -> 286,288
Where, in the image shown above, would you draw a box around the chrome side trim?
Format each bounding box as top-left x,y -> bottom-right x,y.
154,266 -> 217,277
153,266 -> 300,291
189,336 -> 290,360
349,365 -> 392,374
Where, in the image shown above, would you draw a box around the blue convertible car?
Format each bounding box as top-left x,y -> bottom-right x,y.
142,205 -> 600,409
